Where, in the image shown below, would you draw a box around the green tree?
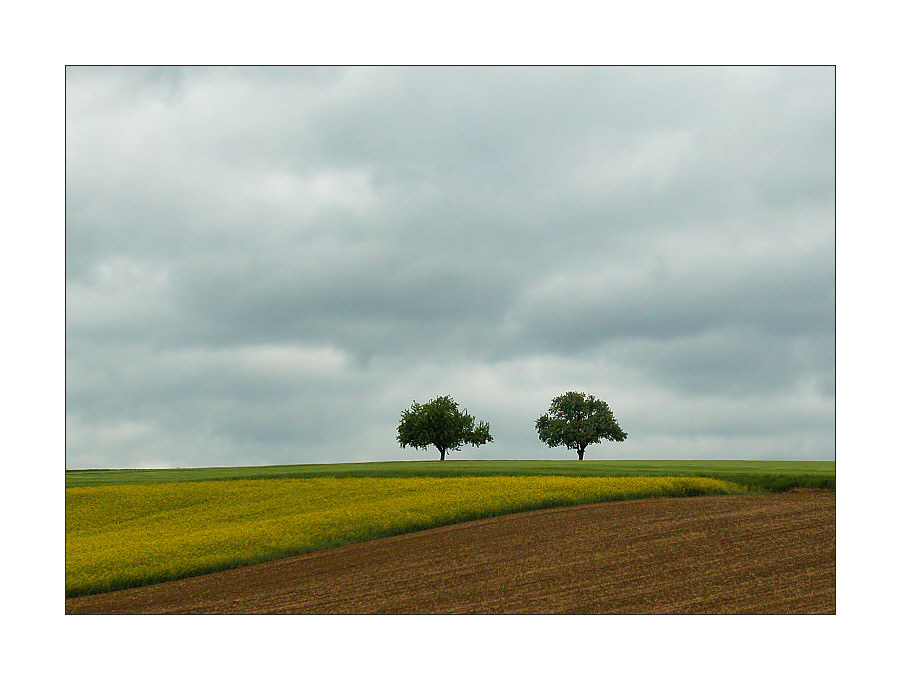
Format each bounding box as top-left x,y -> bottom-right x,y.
397,395 -> 493,461
535,391 -> 627,460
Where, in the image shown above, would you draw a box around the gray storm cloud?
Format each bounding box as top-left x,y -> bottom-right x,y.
66,65 -> 834,468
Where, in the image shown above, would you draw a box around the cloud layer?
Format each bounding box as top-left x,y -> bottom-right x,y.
66,66 -> 834,468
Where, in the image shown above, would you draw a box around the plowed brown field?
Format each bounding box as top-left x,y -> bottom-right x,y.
65,491 -> 835,615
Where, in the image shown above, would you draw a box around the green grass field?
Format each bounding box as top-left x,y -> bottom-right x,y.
66,459 -> 835,492
66,474 -> 745,597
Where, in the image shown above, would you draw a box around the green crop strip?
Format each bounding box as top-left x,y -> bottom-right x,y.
65,459 -> 835,490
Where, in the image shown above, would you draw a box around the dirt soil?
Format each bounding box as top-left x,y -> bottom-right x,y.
66,491 -> 835,615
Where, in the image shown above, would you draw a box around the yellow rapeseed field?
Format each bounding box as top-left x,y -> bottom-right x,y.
66,475 -> 744,596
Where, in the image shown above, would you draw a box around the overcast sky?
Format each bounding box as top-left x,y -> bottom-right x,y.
65,66 -> 834,469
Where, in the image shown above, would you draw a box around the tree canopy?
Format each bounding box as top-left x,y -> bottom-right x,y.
535,391 -> 627,460
397,395 -> 493,461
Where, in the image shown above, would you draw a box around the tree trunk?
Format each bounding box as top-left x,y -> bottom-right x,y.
578,447 -> 585,461
439,448 -> 446,461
